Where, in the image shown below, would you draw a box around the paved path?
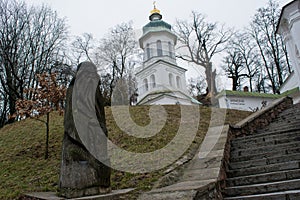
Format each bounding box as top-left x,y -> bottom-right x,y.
139,125 -> 229,200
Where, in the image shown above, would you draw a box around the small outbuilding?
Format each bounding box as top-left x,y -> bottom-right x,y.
216,87 -> 299,111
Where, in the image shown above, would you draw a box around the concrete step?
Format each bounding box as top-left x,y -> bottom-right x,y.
230,141 -> 300,158
232,128 -> 300,144
227,161 -> 300,178
272,116 -> 300,123
273,107 -> 300,118
224,179 -> 300,197
223,103 -> 300,199
275,110 -> 300,116
231,131 -> 300,150
223,190 -> 300,200
226,169 -> 300,187
269,114 -> 300,120
272,110 -> 300,119
230,146 -> 300,163
229,153 -> 300,170
273,115 -> 300,121
263,123 -> 300,132
270,113 -> 300,119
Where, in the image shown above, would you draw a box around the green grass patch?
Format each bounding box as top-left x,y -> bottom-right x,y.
0,106 -> 251,199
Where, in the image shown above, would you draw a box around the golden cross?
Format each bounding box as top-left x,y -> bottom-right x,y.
153,1 -> 156,9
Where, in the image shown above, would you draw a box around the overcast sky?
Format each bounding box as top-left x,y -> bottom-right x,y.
26,0 -> 292,39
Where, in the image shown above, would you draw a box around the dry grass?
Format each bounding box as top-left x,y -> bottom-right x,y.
0,106 -> 251,199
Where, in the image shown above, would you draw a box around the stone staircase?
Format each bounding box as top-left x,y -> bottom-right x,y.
223,103 -> 300,200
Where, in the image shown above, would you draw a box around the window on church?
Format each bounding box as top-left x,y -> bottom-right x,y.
143,78 -> 149,92
146,43 -> 151,60
150,74 -> 156,88
168,42 -> 172,57
169,73 -> 174,86
295,45 -> 300,59
176,76 -> 181,88
157,40 -> 162,56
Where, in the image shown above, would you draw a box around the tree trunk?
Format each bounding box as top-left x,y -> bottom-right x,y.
249,77 -> 253,92
232,76 -> 238,91
205,62 -> 217,96
204,62 -> 218,105
45,112 -> 49,159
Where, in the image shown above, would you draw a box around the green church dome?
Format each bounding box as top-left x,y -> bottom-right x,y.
143,20 -> 172,34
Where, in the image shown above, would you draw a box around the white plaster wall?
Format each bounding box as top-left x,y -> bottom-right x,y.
280,72 -> 299,93
140,31 -> 176,50
136,61 -> 188,102
278,1 -> 300,92
293,94 -> 300,104
218,96 -> 276,111
140,31 -> 177,65
218,96 -> 228,109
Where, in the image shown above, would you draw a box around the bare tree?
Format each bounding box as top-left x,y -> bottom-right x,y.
222,51 -> 247,91
174,11 -> 232,99
65,22 -> 140,106
222,32 -> 259,91
96,22 -> 138,104
255,67 -> 269,93
0,0 -> 68,126
249,0 -> 290,94
188,76 -> 207,96
70,33 -> 95,65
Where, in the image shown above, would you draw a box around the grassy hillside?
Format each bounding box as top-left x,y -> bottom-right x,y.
0,106 -> 251,199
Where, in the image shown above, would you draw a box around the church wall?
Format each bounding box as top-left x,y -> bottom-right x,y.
141,32 -> 175,46
280,72 -> 298,94
136,61 -> 189,102
289,8 -> 300,69
136,66 -> 192,101
278,0 -> 300,94
141,33 -> 175,51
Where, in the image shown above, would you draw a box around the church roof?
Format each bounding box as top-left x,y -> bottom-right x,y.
135,59 -> 186,76
137,90 -> 201,105
143,20 -> 172,33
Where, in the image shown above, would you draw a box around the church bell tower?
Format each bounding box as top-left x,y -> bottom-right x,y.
135,3 -> 200,105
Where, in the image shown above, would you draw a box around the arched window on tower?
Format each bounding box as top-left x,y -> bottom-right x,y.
143,78 -> 149,92
176,76 -> 181,89
168,42 -> 173,57
157,40 -> 162,56
146,43 -> 151,60
150,74 -> 156,89
169,73 -> 174,87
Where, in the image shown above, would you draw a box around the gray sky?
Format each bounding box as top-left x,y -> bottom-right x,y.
26,0 -> 293,90
26,0 -> 292,38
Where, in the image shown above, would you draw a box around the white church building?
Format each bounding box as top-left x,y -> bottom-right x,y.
277,0 -> 300,103
135,5 -> 200,105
